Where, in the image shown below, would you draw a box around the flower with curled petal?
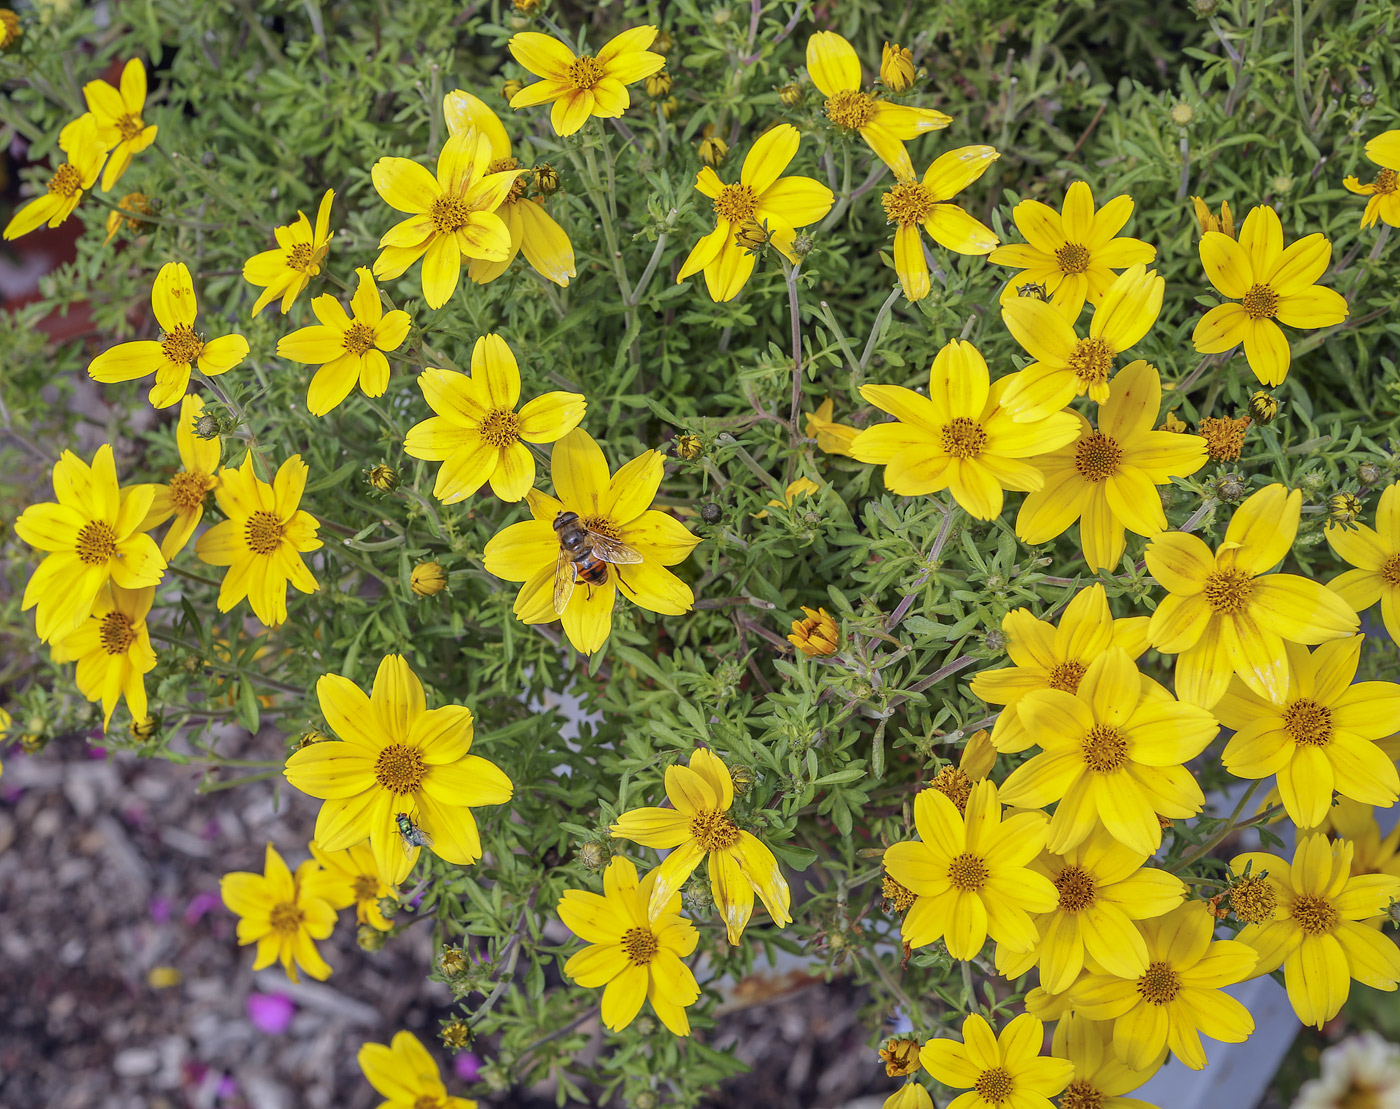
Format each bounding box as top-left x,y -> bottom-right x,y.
82,58 -> 157,190
2,113 -> 106,239
507,26 -> 664,137
1343,130 -> 1400,229
242,190 -> 334,316
1050,1012 -> 1166,1108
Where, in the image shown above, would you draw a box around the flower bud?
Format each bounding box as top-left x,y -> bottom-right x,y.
364,464 -> 398,492
791,231 -> 814,259
441,1020 -> 473,1049
1358,461 -> 1384,487
0,8 -> 22,51
881,42 -> 915,93
439,946 -> 469,976
645,70 -> 671,99
674,434 -> 702,460
1359,90 -> 1378,109
1271,174 -> 1294,195
357,924 -> 388,951
734,218 -> 769,253
1191,196 -> 1235,240
699,502 -> 723,523
1016,280 -> 1050,301
778,82 -> 804,108
298,728 -> 330,748
129,714 -> 159,740
1328,492 -> 1362,526
698,135 -> 728,167
653,28 -> 674,55
1169,101 -> 1196,127
501,78 -> 525,102
730,764 -> 757,796
1216,472 -> 1247,503
660,96 -> 679,120
1248,391 -> 1279,426
1192,0 -> 1219,13
880,1037 -> 922,1077
577,840 -> 609,871
193,413 -> 222,440
411,561 -> 448,597
511,0 -> 539,11
788,606 -> 838,657
532,162 -> 559,195
1159,411 -> 1189,434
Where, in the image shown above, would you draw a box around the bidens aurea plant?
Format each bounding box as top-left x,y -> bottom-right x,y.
3,3 -> 1400,1108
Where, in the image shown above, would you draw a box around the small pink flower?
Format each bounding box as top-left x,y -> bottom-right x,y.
246,992 -> 295,1034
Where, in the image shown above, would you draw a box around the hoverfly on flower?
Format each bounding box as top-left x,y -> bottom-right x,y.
551,509 -> 643,614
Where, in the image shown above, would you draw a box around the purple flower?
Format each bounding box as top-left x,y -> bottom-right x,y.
150,896 -> 173,924
245,992 -> 295,1034
215,1073 -> 238,1100
454,1052 -> 482,1082
185,892 -> 222,925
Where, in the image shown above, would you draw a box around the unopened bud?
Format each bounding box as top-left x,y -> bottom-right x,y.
880,42 -> 915,93
501,78 -> 525,102
699,502 -> 723,523
660,96 -> 679,120
411,561 -> 448,597
439,946 -> 469,976
129,714 -> 159,740
645,70 -> 671,99
674,434 -> 702,460
1248,391 -> 1279,425
357,924 -> 388,951
364,464 -> 398,492
653,29 -> 674,55
734,218 -> 769,253
1328,492 -> 1362,526
778,82 -> 804,108
791,231 -> 814,259
193,413 -> 222,440
1169,102 -> 1196,127
442,1020 -> 473,1049
1216,473 -> 1247,503
532,163 -> 559,195
1017,280 -> 1049,301
577,840 -> 609,871
1358,461 -> 1384,487
698,135 -> 728,167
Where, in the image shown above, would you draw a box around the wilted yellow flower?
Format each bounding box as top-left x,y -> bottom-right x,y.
507,26 -> 665,136
788,606 -> 838,656
1344,131 -> 1400,229
698,133 -> 728,167
1198,414 -> 1251,461
805,398 -> 859,456
880,1037 -> 922,1077
82,58 -> 157,190
880,42 -> 915,92
104,191 -> 153,244
645,70 -> 672,98
1192,195 -> 1235,239
243,189 -> 335,316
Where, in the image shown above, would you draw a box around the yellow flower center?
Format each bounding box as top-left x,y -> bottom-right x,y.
1381,553 -> 1400,586
478,408 -> 522,449
1136,960 -> 1182,1004
690,808 -> 741,851
582,514 -> 621,540
1291,893 -> 1338,935
1061,1081 -> 1104,1109
99,611 -> 137,655
713,183 -> 758,224
1337,1086 -> 1384,1109
75,520 -> 118,565
1202,567 -> 1255,614
352,874 -> 380,902
881,181 -> 934,226
1377,168 -> 1398,195
169,469 -> 214,513
1048,660 -> 1086,693
1199,415 -> 1250,462
414,1095 -> 442,1109
1054,242 -> 1091,274
973,1066 -> 1014,1104
1067,337 -> 1115,386
488,155 -> 526,201
48,163 -> 83,197
431,194 -> 472,234
269,901 -> 305,937
940,417 -> 987,459
116,113 -> 144,142
161,323 -> 205,366
930,765 -> 972,812
1283,698 -> 1334,747
1053,863 -> 1098,912
1242,283 -> 1279,320
245,509 -> 285,555
375,743 -> 428,794
286,242 -> 317,272
882,873 -> 917,914
1073,431 -> 1123,482
342,321 -> 376,356
622,926 -> 659,965
824,89 -> 876,130
947,851 -> 988,892
1082,723 -> 1129,773
1229,875 -> 1277,923
568,54 -> 604,90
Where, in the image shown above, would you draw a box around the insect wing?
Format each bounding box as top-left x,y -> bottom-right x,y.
587,532 -> 643,565
552,549 -> 577,614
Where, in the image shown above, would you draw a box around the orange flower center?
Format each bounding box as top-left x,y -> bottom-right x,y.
1290,892 -> 1338,935
161,323 -> 204,366
1242,283 -> 1279,320
930,765 -> 972,812
1377,168 -> 1398,195
622,926 -> 659,965
1082,723 -> 1128,772
581,514 -> 621,540
825,89 -> 876,130
568,55 -> 604,90
169,469 -> 215,512
1199,415 -> 1250,461
245,509 -> 285,555
286,242 -> 318,272
713,183 -> 758,224
1054,242 -> 1091,274
1067,337 -> 1115,386
1202,567 -> 1255,614
99,611 -> 137,655
352,874 -> 380,902
940,417 -> 987,459
479,408 -> 522,449
1048,660 -> 1086,693
1229,875 -> 1277,923
1284,698 -> 1333,747
413,1097 -> 442,1109
881,180 -> 934,226
689,808 -> 741,851
75,520 -> 118,565
882,873 -> 917,914
488,155 -> 526,201
1074,431 -> 1123,481
974,1066 -> 1014,1104
1053,863 -> 1098,912
1136,960 -> 1182,1004
431,194 -> 472,234
1061,1080 -> 1105,1109
48,163 -> 83,197
375,743 -> 428,794
116,113 -> 144,142
946,851 -> 988,892
1381,553 -> 1400,586
342,321 -> 376,356
269,901 -> 305,937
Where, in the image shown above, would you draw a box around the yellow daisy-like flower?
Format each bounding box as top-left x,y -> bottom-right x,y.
357,1030 -> 476,1109
139,393 -> 220,559
557,856 -> 701,1035
883,145 -> 1000,301
676,123 -> 834,303
82,58 -> 157,191
788,605 -> 838,657
88,261 -> 250,410
805,31 -> 952,180
994,829 -> 1186,994
1217,637 -> 1400,828
3,114 -> 106,239
883,780 -> 1057,959
49,583 -> 157,730
1015,360 -> 1208,572
1231,835 -> 1400,1029
276,267 -> 411,417
1000,263 -> 1164,421
990,182 -> 1157,319
970,584 -> 1150,754
998,647 -> 1218,856
805,397 -> 859,456
371,129 -> 519,310
193,452 -> 322,628
507,26 -> 664,137
443,90 -> 575,286
1343,130 -> 1400,229
403,333 -> 585,504
1051,1012 -> 1165,1109
1073,902 -> 1257,1071
308,839 -> 399,931
1192,204 -> 1348,386
1321,794 -> 1400,880
283,654 -> 514,885
920,1013 -> 1074,1109
1191,196 -> 1235,240
219,842 -> 338,983
1144,482 -> 1359,708
882,1083 -> 933,1109
482,428 -> 701,655
609,748 -> 790,945
1326,481 -> 1400,642
242,189 -> 335,317
15,443 -> 165,643
851,338 -> 1080,520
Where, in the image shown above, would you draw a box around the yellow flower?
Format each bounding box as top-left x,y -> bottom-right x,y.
1192,195 -> 1235,239
88,261 -> 250,409
920,1013 -> 1073,1109
851,338 -> 1080,519
371,129 -> 519,310
805,397 -> 859,456
0,8 -> 21,50
242,189 -> 335,316
49,584 -> 157,730
883,146 -> 1000,301
219,843 -> 338,983
989,182 -> 1156,319
103,190 -> 153,245
1343,130 -> 1400,229
883,780 -> 1056,958
1051,1012 -> 1165,1108
82,58 -> 157,191
1230,834 -> 1400,1028
557,856 -> 700,1035
970,583 -> 1150,753
3,113 -> 106,239
788,606 -> 838,657
609,748 -> 791,944
1193,204 -> 1348,386
1144,482 -> 1359,708
1320,795 -> 1400,881
443,90 -> 576,286
805,31 -> 951,179
194,452 -> 322,628
308,839 -> 399,931
1326,481 -> 1400,643
880,41 -> 916,93
1001,263 -> 1164,420
403,333 -> 585,503
482,428 -> 701,655
1015,360 -> 1208,572
507,26 -> 665,136
15,444 -> 165,643
1216,636 -> 1400,828
994,828 -> 1186,993
276,267 -> 411,416
882,1083 -> 933,1109
410,560 -> 447,597
676,123 -> 834,302
283,654 -> 514,885
880,1037 -> 923,1077
1072,902 -> 1257,1070
357,1030 -> 476,1109
139,394 -> 221,559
